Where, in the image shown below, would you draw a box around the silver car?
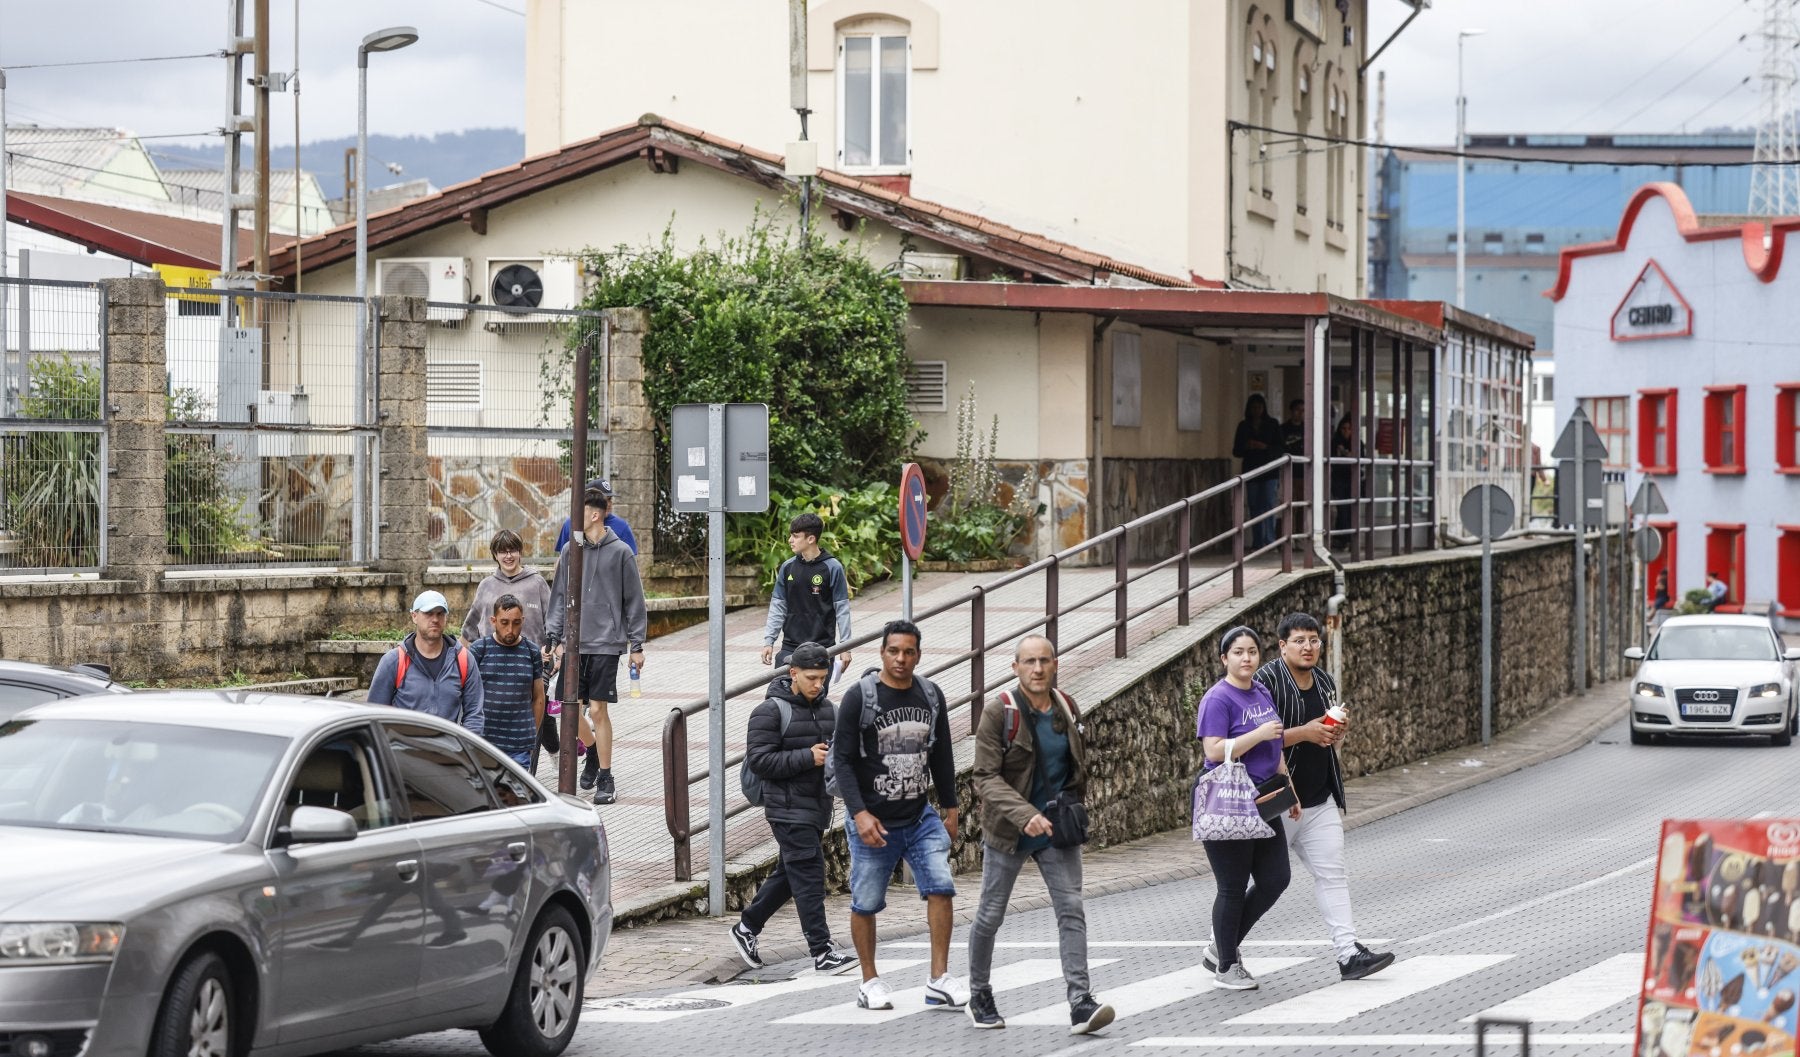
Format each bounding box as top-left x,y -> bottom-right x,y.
1625,615 -> 1800,745
0,693 -> 611,1057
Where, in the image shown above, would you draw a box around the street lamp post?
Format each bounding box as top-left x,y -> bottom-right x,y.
1455,28 -> 1485,309
352,26 -> 418,564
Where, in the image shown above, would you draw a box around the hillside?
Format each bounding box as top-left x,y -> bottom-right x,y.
150,128 -> 525,200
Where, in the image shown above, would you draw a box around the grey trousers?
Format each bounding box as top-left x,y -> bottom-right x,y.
967,840 -> 1089,1004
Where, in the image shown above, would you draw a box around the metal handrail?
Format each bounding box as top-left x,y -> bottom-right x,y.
660,455 -> 1327,882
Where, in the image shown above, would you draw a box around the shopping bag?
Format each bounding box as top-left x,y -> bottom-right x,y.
1192,739 -> 1275,841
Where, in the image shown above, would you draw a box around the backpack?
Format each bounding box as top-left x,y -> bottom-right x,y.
393,644 -> 470,689
997,687 -> 1081,749
822,669 -> 946,800
739,699 -> 794,808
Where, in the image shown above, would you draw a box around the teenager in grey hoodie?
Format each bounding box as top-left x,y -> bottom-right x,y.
461,529 -> 553,646
544,487 -> 648,804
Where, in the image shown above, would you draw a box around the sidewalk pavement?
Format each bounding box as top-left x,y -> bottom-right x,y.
588,674 -> 1631,998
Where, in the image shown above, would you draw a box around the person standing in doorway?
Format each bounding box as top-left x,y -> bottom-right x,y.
369,590 -> 484,734
1251,612 -> 1394,982
545,487 -> 648,805
966,634 -> 1115,1035
730,643 -> 858,975
467,594 -> 546,769
1330,416 -> 1356,542
1232,395 -> 1286,551
760,513 -> 852,688
1195,625 -> 1294,990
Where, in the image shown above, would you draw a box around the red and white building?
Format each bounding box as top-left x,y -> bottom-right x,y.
1549,182 -> 1800,629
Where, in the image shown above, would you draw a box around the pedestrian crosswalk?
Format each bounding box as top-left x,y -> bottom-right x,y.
585,945 -> 1646,1040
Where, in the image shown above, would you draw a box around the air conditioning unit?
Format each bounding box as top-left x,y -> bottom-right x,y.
376,257 -> 471,323
901,252 -> 966,281
485,257 -> 580,322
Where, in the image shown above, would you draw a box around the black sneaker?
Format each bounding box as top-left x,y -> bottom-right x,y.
592,771 -> 616,805
813,948 -> 858,975
965,987 -> 1004,1029
579,752 -> 599,790
1069,994 -> 1115,1036
1339,943 -> 1395,981
730,921 -> 762,969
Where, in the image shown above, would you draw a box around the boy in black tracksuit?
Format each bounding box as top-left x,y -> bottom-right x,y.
760,514 -> 853,684
730,643 -> 857,974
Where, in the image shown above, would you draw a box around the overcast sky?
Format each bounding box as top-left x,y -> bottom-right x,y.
0,0 -> 1772,154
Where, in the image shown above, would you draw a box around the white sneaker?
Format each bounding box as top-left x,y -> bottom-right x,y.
857,976 -> 895,1010
1214,962 -> 1259,991
925,972 -> 969,1009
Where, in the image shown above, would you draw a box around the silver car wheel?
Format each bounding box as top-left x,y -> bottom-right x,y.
188,977 -> 230,1057
528,924 -> 579,1037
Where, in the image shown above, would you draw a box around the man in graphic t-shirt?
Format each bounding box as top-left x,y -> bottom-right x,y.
832,619 -> 966,1014
1252,612 -> 1394,982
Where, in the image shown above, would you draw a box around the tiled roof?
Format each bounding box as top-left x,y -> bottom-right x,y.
5,190 -> 280,269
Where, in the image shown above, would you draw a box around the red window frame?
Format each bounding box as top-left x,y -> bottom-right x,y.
1705,522 -> 1746,614
1638,388 -> 1678,475
1647,520 -> 1678,604
1703,385 -> 1746,474
1780,525 -> 1800,618
1778,383 -> 1800,473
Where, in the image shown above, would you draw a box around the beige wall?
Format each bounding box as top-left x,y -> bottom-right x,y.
1099,327 -> 1237,461
904,307 -> 1091,463
525,0 -> 1368,295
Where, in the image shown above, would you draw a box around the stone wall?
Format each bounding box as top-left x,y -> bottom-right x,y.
912,456 -> 1092,559
429,453 -> 569,562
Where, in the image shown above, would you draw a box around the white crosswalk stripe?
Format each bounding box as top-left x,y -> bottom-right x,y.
1007,957 -> 1313,1025
773,957 -> 1117,1025
1462,952 -> 1643,1023
583,959 -> 926,1022
1133,1033 -> 1637,1048
1224,955 -> 1514,1025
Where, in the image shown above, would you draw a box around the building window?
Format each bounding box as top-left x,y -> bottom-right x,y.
1483,232 -> 1505,254
1647,521 -> 1678,604
839,32 -> 909,170
1705,523 -> 1745,612
1703,385 -> 1746,474
1778,383 -> 1800,473
1292,43 -> 1312,216
1637,388 -> 1677,475
1780,525 -> 1800,616
1581,395 -> 1629,470
1244,10 -> 1277,201
1532,372 -> 1555,404
1524,233 -> 1547,254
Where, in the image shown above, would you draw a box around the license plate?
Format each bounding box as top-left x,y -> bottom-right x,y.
1682,703 -> 1732,717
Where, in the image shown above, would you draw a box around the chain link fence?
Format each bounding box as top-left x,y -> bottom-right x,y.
425,302 -> 607,565
0,277 -> 107,573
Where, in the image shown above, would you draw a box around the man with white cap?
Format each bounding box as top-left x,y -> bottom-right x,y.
369,589 -> 485,734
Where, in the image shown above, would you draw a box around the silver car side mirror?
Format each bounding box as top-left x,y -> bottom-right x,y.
276,805 -> 359,847
1623,647 -> 1646,661
1786,647 -> 1800,662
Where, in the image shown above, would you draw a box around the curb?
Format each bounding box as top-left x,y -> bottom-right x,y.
654,690 -> 1630,990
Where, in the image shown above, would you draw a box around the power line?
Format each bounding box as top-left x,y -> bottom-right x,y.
7,132 -> 221,145
1614,35 -> 1753,130
468,0 -> 525,14
1,52 -> 221,71
1232,121 -> 1784,167
1557,1 -> 1754,131
1678,76 -> 1754,130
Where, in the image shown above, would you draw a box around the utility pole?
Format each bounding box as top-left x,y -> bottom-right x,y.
219,0 -> 250,324
1455,29 -> 1485,308
788,0 -> 816,243
1750,0 -> 1800,214
252,0 -> 271,295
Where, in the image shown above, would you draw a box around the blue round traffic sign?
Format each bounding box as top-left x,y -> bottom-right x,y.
899,463 -> 928,560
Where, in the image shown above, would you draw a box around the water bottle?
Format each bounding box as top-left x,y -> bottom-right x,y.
629,663 -> 642,698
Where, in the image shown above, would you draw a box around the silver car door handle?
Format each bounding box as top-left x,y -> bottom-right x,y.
506,841 -> 528,863
395,859 -> 420,883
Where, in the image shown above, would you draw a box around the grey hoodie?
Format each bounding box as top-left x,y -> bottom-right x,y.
544,529 -> 648,656
461,565 -> 552,646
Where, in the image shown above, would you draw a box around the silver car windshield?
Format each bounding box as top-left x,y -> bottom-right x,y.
0,719 -> 284,841
1650,626 -> 1779,662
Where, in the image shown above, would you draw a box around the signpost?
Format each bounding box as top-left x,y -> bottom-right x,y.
1459,484 -> 1515,747
1630,479 -> 1669,647
1552,407 -> 1608,696
898,462 -> 928,621
669,402 -> 769,917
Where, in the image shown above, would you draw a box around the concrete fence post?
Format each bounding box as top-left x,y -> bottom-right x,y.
100,276 -> 167,590
374,294 -> 431,586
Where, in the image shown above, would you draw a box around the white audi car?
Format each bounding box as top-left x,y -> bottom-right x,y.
1626,615 -> 1800,745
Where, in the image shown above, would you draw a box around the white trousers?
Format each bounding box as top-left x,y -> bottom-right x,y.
1284,802 -> 1359,963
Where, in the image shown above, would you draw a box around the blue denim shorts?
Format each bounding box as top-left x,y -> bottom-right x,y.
845,803 -> 956,915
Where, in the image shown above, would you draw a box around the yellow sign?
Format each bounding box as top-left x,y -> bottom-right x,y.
153,264 -> 223,303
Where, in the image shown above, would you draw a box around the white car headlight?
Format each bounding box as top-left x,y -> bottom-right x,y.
1751,682 -> 1783,699
0,922 -> 124,964
1635,681 -> 1666,699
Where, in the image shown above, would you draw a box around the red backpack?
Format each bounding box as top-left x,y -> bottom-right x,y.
393,645 -> 470,689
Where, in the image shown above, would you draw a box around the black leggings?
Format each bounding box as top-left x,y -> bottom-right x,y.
1202,815 -> 1290,969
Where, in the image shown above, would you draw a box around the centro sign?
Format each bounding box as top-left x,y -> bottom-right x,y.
1610,259 -> 1692,341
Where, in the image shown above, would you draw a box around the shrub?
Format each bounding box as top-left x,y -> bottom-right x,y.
730,474 -> 899,593
0,355 -> 102,567
165,389 -> 264,562
923,384 -> 1041,563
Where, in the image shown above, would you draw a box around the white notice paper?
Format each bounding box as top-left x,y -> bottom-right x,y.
677,475 -> 711,503
686,446 -> 706,468
738,475 -> 757,497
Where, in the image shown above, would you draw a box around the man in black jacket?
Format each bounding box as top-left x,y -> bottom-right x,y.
730,643 -> 858,974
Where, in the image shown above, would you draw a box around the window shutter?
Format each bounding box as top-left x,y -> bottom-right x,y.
905,360 -> 948,413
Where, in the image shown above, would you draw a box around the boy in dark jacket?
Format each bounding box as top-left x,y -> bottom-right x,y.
730,643 -> 857,974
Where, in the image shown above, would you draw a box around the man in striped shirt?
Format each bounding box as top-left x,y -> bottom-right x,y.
469,593 -> 546,768
1255,612 -> 1394,982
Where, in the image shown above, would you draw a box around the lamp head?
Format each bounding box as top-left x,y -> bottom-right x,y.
1458,28 -> 1487,40
359,26 -> 419,64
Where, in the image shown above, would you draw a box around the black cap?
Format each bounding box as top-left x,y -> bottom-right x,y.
585,478 -> 614,497
788,642 -> 831,671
